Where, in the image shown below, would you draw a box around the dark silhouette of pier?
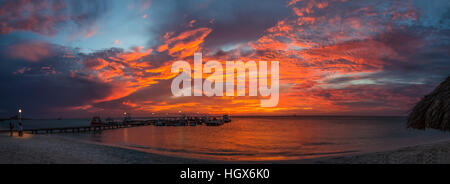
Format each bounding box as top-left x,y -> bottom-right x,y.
0,115 -> 230,135
0,120 -> 153,134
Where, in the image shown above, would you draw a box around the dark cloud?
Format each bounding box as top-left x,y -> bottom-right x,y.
0,41 -> 113,118
321,27 -> 450,86
373,28 -> 450,83
145,0 -> 291,49
0,0 -> 109,36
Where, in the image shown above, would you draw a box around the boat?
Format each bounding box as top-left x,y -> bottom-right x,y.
189,120 -> 196,126
173,119 -> 187,126
223,115 -> 231,123
155,121 -> 164,126
200,116 -> 208,125
205,117 -> 224,126
90,116 -> 103,127
194,117 -> 201,126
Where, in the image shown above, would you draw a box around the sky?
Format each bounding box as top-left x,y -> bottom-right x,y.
0,0 -> 449,118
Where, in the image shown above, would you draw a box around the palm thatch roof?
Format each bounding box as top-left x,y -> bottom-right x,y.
407,76 -> 450,131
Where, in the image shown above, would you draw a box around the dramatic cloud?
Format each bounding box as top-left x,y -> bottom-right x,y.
157,27 -> 212,58
0,0 -> 108,36
0,0 -> 449,118
0,42 -> 112,117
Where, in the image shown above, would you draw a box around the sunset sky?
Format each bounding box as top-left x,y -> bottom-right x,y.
0,0 -> 449,118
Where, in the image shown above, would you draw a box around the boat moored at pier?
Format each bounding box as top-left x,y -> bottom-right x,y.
205,117 -> 224,126
223,115 -> 231,123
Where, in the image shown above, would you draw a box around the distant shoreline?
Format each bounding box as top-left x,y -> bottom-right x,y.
1,133 -> 450,164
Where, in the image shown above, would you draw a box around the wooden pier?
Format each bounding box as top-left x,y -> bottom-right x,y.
0,116 -> 231,135
32,121 -> 155,134
0,121 -> 154,135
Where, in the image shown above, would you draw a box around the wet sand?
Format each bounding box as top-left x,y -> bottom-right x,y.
2,133 -> 450,164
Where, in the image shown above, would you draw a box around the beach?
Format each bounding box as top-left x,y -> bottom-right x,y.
2,133 -> 450,164
0,133 -> 218,164
313,140 -> 450,164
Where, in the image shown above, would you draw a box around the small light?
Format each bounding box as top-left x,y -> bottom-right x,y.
18,109 -> 22,113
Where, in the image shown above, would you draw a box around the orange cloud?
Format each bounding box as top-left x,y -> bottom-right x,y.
74,0 -> 425,116
158,27 -> 212,58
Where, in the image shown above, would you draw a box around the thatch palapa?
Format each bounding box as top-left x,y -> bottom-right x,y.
407,76 -> 450,131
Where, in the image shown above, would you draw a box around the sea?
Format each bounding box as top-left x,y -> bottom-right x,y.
2,116 -> 450,161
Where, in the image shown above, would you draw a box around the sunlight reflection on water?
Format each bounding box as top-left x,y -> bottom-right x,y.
66,116 -> 450,161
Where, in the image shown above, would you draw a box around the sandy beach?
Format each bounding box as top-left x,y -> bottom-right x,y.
2,133 -> 450,164
0,133 -> 219,164
313,140 -> 450,164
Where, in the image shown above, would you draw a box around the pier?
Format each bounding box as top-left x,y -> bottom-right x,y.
0,115 -> 231,135
29,121 -> 153,134
2,121 -> 154,134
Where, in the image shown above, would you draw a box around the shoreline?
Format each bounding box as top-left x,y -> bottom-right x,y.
0,133 -> 221,164
309,139 -> 450,164
2,133 -> 450,164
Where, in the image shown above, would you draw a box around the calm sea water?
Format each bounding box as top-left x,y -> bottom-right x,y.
3,116 -> 450,161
